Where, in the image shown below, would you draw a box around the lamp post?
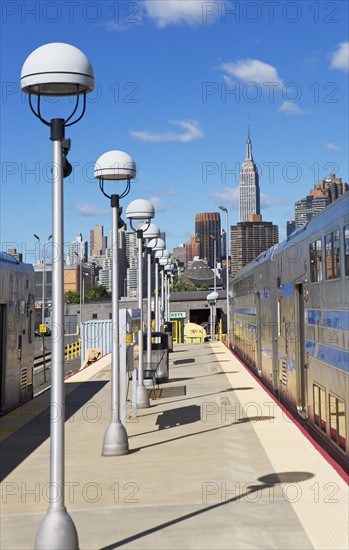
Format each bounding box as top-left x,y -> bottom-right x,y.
164,263 -> 174,322
210,235 -> 217,338
219,205 -> 230,342
94,150 -> 136,456
21,42 -> 94,550
207,291 -> 219,342
126,199 -> 155,409
141,224 -> 160,370
159,252 -> 170,328
74,251 -> 83,333
34,234 -> 52,382
150,238 -> 166,331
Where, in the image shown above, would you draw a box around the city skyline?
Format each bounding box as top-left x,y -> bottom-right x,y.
1,1 -> 348,259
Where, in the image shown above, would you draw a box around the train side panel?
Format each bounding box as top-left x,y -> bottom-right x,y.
0,254 -> 35,414
230,194 -> 349,466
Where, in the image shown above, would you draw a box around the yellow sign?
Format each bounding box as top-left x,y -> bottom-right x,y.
39,324 -> 47,333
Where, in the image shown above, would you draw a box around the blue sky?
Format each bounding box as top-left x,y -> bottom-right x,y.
1,0 -> 348,262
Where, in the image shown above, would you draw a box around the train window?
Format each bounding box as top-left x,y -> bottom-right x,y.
313,384 -> 326,433
325,229 -> 340,280
309,240 -> 322,283
344,225 -> 349,277
329,394 -> 346,451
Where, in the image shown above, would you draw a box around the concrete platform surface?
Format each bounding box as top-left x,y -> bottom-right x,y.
0,342 -> 348,550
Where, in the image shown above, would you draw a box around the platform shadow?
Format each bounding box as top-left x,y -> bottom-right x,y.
100,470 -> 315,549
0,381 -> 108,481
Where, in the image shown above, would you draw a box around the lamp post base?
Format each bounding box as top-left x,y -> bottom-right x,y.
35,507 -> 79,550
136,383 -> 150,408
102,420 -> 129,456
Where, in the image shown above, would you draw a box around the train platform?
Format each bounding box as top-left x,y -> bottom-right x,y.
0,342 -> 348,550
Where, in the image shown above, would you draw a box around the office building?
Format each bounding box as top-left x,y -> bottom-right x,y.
239,127 -> 260,222
66,233 -> 88,266
195,212 -> 221,268
294,174 -> 348,229
90,225 -> 107,257
231,215 -> 279,276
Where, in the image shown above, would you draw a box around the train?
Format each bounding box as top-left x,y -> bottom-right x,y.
0,252 -> 35,414
229,193 -> 348,468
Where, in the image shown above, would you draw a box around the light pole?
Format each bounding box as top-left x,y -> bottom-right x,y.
150,238 -> 166,331
219,205 -> 230,342
21,42 -> 94,549
207,291 -> 219,342
74,251 -> 83,333
159,252 -> 170,328
34,234 -> 52,382
141,224 -> 160,370
126,199 -> 155,409
94,150 -> 136,456
164,263 -> 174,322
210,235 -> 217,338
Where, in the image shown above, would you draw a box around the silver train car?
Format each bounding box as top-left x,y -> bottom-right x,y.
229,193 -> 348,467
0,252 -> 35,414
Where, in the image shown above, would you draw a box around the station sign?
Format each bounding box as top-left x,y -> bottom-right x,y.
170,311 -> 186,319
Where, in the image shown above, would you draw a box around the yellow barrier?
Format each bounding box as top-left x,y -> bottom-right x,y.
65,339 -> 81,361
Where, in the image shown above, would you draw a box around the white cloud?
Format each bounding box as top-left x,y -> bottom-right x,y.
208,187 -> 239,209
208,187 -> 285,210
221,59 -> 283,87
74,203 -> 109,216
260,192 -> 286,208
324,142 -> 339,151
148,196 -> 168,212
130,119 -> 203,142
144,0 -> 220,27
330,42 -> 349,72
278,101 -> 309,116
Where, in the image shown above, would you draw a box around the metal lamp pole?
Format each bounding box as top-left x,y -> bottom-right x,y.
219,205 -> 230,342
159,254 -> 169,329
207,291 -> 219,342
74,251 -> 83,333
21,42 -> 94,550
141,224 -> 160,370
94,150 -> 136,456
34,233 -> 52,381
210,235 -> 217,338
126,199 -> 155,409
151,239 -> 166,331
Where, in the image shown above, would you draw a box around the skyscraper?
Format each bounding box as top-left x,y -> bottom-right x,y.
195,212 -> 221,268
294,174 -> 348,229
239,127 -> 260,222
231,215 -> 279,276
66,233 -> 88,265
90,225 -> 107,257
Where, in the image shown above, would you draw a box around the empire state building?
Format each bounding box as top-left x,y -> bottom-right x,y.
239,128 -> 260,222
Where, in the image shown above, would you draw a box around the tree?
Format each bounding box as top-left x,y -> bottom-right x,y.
64,291 -> 80,304
84,285 -> 110,302
171,278 -> 196,292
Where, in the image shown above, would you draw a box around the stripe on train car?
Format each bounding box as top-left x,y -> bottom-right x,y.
306,339 -> 349,372
306,309 -> 349,331
234,307 -> 257,316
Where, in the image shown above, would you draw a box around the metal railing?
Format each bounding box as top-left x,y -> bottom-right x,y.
34,339 -> 81,370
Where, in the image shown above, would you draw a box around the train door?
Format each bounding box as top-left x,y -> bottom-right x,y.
295,283 -> 307,415
255,292 -> 262,376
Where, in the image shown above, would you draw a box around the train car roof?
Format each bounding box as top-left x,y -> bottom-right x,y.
278,192 -> 348,251
232,193 -> 348,282
0,252 -> 34,273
